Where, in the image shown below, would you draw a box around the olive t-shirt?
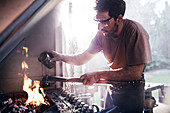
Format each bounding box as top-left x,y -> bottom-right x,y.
87,19 -> 152,69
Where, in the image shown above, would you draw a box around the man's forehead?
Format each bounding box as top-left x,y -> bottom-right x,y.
96,11 -> 110,19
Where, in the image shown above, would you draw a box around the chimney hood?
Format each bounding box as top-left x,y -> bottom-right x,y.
0,0 -> 62,65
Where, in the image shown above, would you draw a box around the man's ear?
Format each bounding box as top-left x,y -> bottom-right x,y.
116,14 -> 123,23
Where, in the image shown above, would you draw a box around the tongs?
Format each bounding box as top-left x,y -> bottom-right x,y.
40,74 -> 127,88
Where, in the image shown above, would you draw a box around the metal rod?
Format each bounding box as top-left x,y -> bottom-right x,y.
44,74 -> 129,84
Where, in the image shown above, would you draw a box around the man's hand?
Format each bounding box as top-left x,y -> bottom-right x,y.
80,72 -> 101,85
45,50 -> 63,62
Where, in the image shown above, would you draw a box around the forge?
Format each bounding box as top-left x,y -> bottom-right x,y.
0,0 -> 168,113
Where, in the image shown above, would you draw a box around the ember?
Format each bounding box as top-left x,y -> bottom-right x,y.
0,56 -> 51,113
0,92 -> 51,113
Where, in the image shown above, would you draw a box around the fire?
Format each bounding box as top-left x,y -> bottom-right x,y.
22,60 -> 46,106
20,46 -> 47,106
23,74 -> 46,106
23,46 -> 29,57
22,61 -> 28,71
16,46 -> 29,57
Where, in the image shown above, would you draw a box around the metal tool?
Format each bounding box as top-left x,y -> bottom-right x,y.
38,52 -> 55,69
144,83 -> 164,113
40,74 -> 129,88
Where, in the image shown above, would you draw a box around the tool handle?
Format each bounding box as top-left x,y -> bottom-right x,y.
45,75 -> 127,84
67,78 -> 126,84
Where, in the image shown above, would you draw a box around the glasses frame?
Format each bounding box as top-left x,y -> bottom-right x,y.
94,17 -> 112,23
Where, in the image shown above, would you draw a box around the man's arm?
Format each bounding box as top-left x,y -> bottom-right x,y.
99,63 -> 145,81
49,50 -> 96,65
80,63 -> 145,85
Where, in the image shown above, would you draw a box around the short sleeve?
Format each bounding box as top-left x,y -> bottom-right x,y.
86,32 -> 102,54
126,25 -> 152,65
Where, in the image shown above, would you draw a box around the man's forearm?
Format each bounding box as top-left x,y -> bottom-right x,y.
96,64 -> 145,81
60,54 -> 86,65
60,51 -> 95,65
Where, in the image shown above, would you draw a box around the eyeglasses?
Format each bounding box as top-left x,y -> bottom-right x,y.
94,17 -> 112,26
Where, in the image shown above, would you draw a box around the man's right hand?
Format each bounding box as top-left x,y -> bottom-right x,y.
45,50 -> 63,62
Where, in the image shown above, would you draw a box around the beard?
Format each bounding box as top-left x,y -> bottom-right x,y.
103,23 -> 119,37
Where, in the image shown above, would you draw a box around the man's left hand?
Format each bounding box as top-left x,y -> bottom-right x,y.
80,72 -> 100,85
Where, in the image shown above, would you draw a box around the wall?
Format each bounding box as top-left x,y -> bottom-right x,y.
0,0 -> 35,34
0,9 -> 59,93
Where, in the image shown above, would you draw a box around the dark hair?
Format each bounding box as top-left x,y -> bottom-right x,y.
94,0 -> 126,20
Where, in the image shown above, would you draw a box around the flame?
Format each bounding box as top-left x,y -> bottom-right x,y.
22,61 -> 46,106
16,46 -> 29,57
23,74 -> 46,106
21,46 -> 46,106
22,61 -> 28,71
23,46 -> 28,57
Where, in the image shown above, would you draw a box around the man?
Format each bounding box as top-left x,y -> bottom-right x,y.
46,0 -> 152,112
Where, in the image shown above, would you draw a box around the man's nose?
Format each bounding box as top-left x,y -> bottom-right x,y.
98,23 -> 108,30
98,23 -> 103,30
